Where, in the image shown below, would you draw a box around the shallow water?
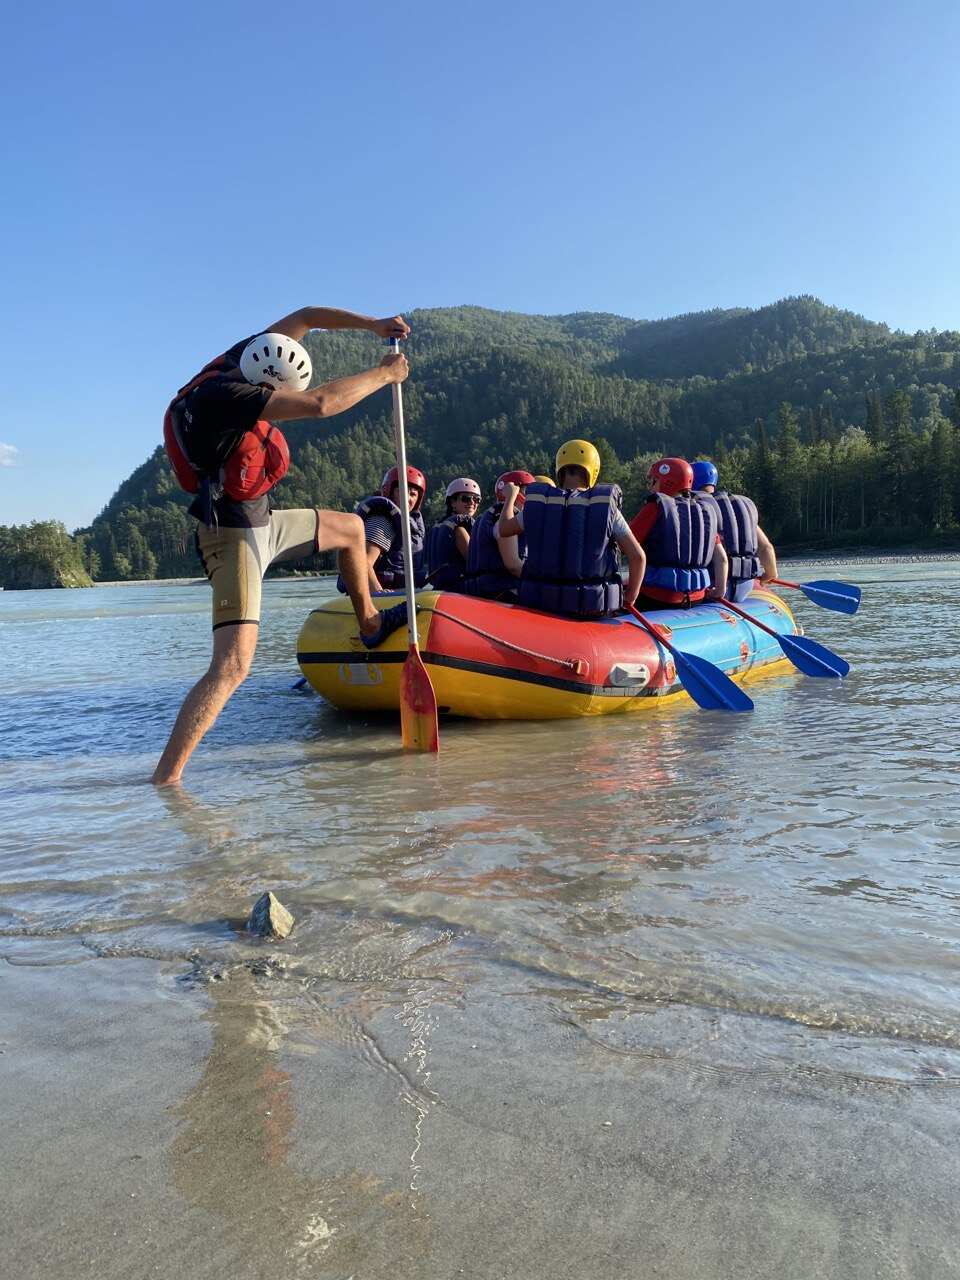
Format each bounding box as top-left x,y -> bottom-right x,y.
3,562 -> 959,1067
3,563 -> 960,1275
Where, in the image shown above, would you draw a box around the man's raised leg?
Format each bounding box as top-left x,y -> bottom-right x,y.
317,510 -> 382,639
151,623 -> 259,786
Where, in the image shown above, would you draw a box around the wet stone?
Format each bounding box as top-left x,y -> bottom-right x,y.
246,892 -> 295,940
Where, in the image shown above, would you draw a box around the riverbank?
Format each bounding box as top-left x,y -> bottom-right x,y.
783,549 -> 960,566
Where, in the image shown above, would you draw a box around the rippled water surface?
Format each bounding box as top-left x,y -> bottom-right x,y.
3,561 -> 959,1077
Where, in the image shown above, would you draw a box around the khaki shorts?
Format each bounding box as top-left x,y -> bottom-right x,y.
196,509 -> 321,630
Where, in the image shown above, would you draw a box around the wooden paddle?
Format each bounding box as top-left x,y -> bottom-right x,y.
389,338 -> 439,752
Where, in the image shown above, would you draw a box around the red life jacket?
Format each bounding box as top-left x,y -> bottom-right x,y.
163,352 -> 290,502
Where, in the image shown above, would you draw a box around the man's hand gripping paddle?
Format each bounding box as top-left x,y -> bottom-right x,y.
389,338 -> 439,752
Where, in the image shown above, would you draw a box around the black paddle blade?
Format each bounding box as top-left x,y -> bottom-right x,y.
799,579 -> 861,615
671,647 -> 755,712
778,632 -> 850,678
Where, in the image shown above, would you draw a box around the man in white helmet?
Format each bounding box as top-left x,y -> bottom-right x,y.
152,305 -> 410,786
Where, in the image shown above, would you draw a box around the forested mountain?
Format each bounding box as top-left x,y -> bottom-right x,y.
55,295 -> 960,583
608,297 -> 890,381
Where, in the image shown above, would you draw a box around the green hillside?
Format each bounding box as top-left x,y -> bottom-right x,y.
64,296 -> 960,583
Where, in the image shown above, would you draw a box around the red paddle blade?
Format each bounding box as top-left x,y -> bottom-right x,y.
399,645 -> 439,752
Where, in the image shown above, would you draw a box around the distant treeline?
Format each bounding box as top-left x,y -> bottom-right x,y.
0,521 -> 93,589
7,298 -> 960,586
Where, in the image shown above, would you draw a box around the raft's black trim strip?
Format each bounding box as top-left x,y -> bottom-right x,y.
296,649 -> 662,698
298,650 -> 406,665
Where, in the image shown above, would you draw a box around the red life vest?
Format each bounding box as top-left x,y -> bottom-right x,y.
163,352 -> 290,502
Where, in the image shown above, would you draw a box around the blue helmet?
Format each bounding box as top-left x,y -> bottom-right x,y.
692,460 -> 719,490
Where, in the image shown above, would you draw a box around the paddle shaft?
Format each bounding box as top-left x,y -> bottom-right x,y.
719,597 -> 781,640
389,338 -> 421,649
626,603 -> 683,660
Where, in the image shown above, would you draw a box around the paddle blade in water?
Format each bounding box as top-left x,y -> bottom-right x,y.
799,579 -> 862,615
671,647 -> 755,713
779,633 -> 850,679
400,646 -> 440,752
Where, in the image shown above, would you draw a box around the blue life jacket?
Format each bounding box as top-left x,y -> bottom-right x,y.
425,513 -> 473,591
336,494 -> 425,593
642,493 -> 718,595
464,505 -> 525,599
518,483 -> 624,618
701,490 -> 762,585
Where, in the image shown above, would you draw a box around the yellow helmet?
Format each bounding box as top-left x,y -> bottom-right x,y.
555,439 -> 601,487
533,474 -> 553,485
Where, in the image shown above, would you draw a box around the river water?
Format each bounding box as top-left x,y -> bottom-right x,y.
3,561 -> 960,1278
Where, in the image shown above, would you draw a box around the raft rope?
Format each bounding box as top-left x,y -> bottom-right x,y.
418,605 -> 588,677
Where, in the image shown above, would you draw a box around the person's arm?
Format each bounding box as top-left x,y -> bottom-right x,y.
706,540 -> 729,599
267,308 -> 411,342
454,525 -> 471,559
615,529 -> 646,606
497,484 -> 523,538
757,527 -> 778,583
263,353 -> 408,422
627,501 -> 658,545
496,529 -> 524,576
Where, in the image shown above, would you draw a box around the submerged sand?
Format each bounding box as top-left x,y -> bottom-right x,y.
3,938 -> 959,1280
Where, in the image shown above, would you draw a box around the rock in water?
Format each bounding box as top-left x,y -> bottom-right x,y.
246,892 -> 294,939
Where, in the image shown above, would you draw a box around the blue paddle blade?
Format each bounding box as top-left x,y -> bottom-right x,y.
800,579 -> 861,615
671,647 -> 755,712
778,633 -> 850,678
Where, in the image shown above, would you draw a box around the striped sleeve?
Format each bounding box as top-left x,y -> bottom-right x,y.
363,514 -> 395,552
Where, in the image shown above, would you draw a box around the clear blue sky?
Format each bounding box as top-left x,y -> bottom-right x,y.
3,0 -> 958,529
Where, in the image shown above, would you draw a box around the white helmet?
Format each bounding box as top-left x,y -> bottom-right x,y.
239,332 -> 312,391
445,477 -> 481,500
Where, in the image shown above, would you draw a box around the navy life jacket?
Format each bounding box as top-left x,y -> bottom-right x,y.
425,513 -> 473,591
518,483 -> 624,618
701,490 -> 762,585
336,494 -> 425,593
642,492 -> 718,595
464,505 -> 526,599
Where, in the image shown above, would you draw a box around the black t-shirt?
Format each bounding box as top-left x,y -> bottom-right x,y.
175,335 -> 275,527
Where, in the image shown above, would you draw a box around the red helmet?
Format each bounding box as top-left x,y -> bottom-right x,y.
495,469 -> 536,507
381,464 -> 426,510
647,457 -> 693,497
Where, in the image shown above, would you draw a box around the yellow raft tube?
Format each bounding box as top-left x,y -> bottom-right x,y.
295,589 -> 798,720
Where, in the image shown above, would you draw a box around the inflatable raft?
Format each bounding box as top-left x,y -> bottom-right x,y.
296,588 -> 800,719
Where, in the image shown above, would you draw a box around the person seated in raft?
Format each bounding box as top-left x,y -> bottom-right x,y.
498,440 -> 645,618
425,477 -> 482,591
464,470 -> 536,601
628,456 -> 728,610
338,464 -> 428,594
691,460 -> 779,603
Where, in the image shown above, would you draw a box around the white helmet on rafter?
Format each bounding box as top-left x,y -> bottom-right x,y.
240,332 -> 313,391
444,477 -> 482,500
